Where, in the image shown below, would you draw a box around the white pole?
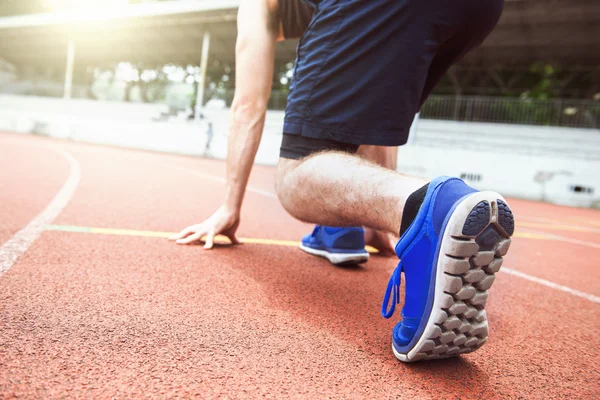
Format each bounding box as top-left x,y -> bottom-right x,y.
63,39 -> 75,100
195,32 -> 211,121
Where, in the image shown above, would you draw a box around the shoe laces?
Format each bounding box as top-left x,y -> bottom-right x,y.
381,261 -> 403,319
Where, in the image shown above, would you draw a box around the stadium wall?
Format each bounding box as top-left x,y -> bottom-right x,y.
0,94 -> 598,209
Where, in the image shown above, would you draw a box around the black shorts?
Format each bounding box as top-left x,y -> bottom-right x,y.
280,133 -> 359,159
280,0 -> 504,159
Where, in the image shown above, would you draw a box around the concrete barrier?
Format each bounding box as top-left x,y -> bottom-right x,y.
1,94 -> 598,208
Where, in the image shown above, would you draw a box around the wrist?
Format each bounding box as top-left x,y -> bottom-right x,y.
224,181 -> 246,213
223,199 -> 242,216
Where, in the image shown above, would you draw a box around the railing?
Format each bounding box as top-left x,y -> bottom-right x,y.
420,96 -> 599,129
205,90 -> 599,129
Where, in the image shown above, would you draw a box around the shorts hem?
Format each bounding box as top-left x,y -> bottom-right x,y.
283,119 -> 409,147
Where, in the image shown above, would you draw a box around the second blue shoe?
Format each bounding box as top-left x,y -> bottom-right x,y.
382,176 -> 514,362
300,226 -> 369,265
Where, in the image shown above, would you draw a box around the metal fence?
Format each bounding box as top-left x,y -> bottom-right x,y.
420,96 -> 600,129
206,90 -> 599,129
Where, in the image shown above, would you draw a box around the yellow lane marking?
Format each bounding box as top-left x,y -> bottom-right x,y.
518,221 -> 600,234
91,227 -> 172,238
515,231 -> 555,240
45,224 -> 563,247
45,224 -> 379,252
44,224 -> 600,250
42,226 -> 600,303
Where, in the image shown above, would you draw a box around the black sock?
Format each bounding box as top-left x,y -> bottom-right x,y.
399,183 -> 430,237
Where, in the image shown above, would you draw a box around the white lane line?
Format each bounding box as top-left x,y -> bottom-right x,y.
502,267 -> 600,304
165,161 -> 600,304
162,163 -> 278,199
0,149 -> 81,276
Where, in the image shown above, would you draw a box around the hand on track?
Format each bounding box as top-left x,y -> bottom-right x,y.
363,228 -> 396,256
169,206 -> 241,249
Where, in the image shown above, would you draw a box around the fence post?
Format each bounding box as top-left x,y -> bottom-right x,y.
195,32 -> 211,121
453,95 -> 462,120
555,99 -> 563,127
63,39 -> 75,100
465,97 -> 473,121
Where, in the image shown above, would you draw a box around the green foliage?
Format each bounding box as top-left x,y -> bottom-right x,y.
521,63 -> 560,100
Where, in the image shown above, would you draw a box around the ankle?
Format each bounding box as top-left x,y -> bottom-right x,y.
399,183 -> 430,236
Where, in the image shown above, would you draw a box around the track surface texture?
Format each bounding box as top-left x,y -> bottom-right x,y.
1,132 -> 599,399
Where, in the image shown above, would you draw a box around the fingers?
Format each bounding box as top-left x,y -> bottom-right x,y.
177,232 -> 237,249
169,211 -> 241,248
169,226 -> 195,241
204,230 -> 215,249
176,230 -> 206,245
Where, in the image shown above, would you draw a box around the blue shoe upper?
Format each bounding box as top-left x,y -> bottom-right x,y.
381,176 -> 477,351
302,226 -> 367,254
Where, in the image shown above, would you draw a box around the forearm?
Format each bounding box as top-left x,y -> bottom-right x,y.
224,101 -> 267,211
222,0 -> 278,213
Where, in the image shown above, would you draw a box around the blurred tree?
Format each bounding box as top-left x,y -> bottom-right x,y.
101,60 -> 233,104
520,64 -> 559,100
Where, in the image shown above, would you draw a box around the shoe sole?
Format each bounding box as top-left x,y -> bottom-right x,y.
299,244 -> 370,265
393,191 -> 514,362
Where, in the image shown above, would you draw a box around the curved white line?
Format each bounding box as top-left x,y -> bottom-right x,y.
0,149 -> 80,276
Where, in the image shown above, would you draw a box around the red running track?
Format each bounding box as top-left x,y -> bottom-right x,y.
1,132 -> 599,398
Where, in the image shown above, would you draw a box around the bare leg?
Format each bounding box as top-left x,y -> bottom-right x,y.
355,145 -> 399,254
275,152 -> 426,235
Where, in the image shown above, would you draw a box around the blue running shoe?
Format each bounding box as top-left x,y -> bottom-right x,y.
300,226 -> 370,265
382,176 -> 514,362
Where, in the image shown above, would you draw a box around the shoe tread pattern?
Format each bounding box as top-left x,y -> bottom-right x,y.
462,201 -> 490,236
497,199 -> 515,236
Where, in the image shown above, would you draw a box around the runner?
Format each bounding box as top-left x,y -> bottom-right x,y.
171,0 -> 513,362
182,0 -> 397,263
